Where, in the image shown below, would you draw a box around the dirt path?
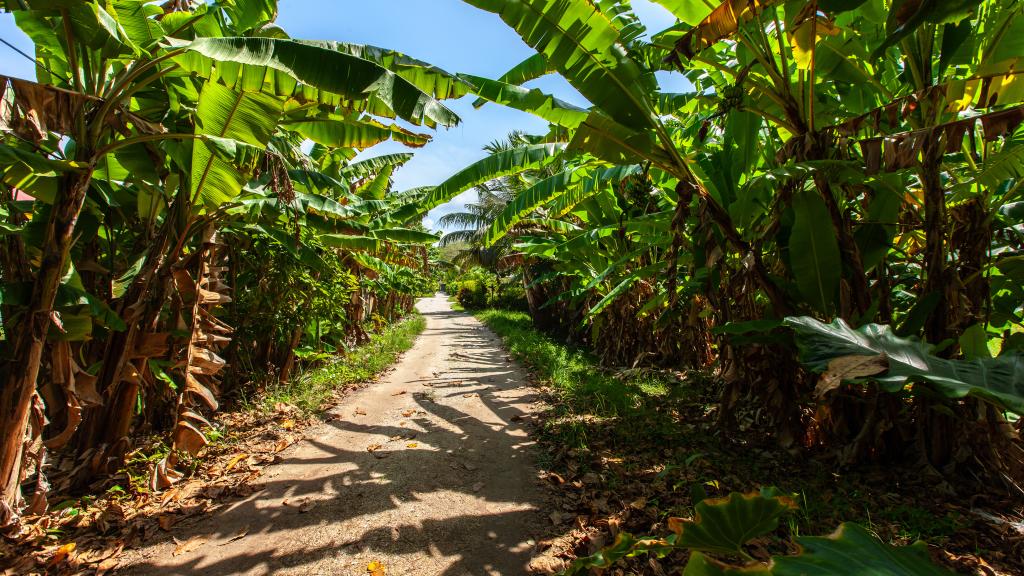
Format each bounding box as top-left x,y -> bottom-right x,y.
123,295 -> 547,575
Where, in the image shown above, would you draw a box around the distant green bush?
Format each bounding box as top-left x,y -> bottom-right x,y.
452,267 -> 529,311
489,281 -> 528,311
457,279 -> 489,309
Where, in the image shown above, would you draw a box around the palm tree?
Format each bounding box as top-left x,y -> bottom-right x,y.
439,132 -> 558,269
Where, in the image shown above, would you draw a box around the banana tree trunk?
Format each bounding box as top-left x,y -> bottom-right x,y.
0,169 -> 92,513
921,137 -> 952,345
73,203 -> 181,476
277,326 -> 304,384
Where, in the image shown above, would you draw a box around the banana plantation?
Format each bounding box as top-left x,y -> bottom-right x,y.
1,0 -> 1023,574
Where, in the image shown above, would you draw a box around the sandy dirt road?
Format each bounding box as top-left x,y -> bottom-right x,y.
123,294 -> 547,575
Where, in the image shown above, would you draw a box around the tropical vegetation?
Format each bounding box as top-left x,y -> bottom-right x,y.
438,0 -> 1024,484
434,0 -> 1024,571
0,0 -> 456,527
1,0 -> 1023,573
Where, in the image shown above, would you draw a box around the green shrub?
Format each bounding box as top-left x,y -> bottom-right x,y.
457,279 -> 488,308
488,282 -> 528,311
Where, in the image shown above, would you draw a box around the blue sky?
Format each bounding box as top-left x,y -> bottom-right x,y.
0,0 -> 686,231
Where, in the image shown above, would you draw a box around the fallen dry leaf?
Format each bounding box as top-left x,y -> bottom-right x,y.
542,472 -> 565,485
157,515 -> 177,531
527,554 -> 566,574
816,354 -> 889,398
280,419 -> 295,430
354,407 -> 367,416
48,542 -> 76,566
406,443 -> 418,448
160,487 -> 181,506
225,453 -> 249,472
367,443 -> 383,452
367,560 -> 386,576
219,525 -> 250,545
96,557 -> 119,576
273,439 -> 290,453
401,409 -> 415,417
391,390 -> 406,396
172,536 -> 207,556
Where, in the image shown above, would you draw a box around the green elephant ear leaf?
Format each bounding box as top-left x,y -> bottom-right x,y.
672,489 -> 798,556
784,316 -> 1024,414
564,532 -> 672,575
682,551 -> 772,576
772,522 -> 956,575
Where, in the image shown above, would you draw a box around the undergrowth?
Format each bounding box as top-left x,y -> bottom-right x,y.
250,314 -> 426,415
473,308 -> 691,469
470,308 -> 997,573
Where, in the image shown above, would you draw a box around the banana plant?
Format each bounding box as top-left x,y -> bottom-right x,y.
447,0 -> 1024,484
0,0 -> 463,521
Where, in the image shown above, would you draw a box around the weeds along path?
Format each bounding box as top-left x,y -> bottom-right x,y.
123,294 -> 547,575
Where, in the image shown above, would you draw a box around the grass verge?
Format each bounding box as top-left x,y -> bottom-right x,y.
255,314 -> 426,415
474,308 -> 677,417
470,308 -> 999,574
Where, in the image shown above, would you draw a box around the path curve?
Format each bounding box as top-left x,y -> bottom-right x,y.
124,295 -> 547,575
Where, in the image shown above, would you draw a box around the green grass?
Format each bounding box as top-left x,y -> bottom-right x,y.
474,309 -> 676,417
255,314 -> 426,415
473,307 -> 694,469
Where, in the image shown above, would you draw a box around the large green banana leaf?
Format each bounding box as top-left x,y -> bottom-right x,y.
325,42 -> 472,100
287,117 -> 430,149
771,523 -> 955,575
461,0 -> 657,129
788,191 -> 841,315
460,74 -> 588,129
167,37 -> 460,128
483,167 -> 588,246
647,0 -> 715,26
471,53 -> 552,108
339,153 -> 415,181
371,228 -> 439,244
570,110 -> 674,167
420,143 -> 568,213
191,82 -> 282,209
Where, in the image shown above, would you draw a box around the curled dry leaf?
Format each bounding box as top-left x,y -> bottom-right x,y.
527,554 -> 565,575
172,536 -> 207,556
48,542 -> 76,566
401,409 -> 415,417
96,557 -> 119,576
157,515 -> 177,531
541,471 -> 565,485
219,525 -> 250,545
367,560 -> 386,576
815,354 -> 889,398
224,453 -> 249,472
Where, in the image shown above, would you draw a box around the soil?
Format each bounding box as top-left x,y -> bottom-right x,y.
120,294 -> 549,575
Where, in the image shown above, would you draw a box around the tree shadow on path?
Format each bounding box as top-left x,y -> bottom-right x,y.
124,297 -> 549,576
